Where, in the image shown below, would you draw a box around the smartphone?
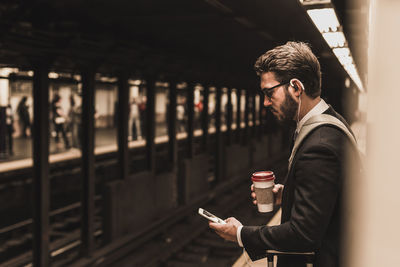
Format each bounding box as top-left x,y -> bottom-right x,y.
198,208 -> 226,224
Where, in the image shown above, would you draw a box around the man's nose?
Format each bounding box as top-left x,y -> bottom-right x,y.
264,96 -> 272,107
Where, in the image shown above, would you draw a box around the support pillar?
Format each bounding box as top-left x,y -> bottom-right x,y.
145,77 -> 156,173
226,88 -> 233,145
258,93 -> 264,140
32,64 -> 50,267
81,69 -> 95,256
168,80 -> 178,170
201,85 -> 209,152
187,83 -> 195,158
252,93 -> 257,138
244,89 -> 249,145
0,70 -> 11,158
117,72 -> 129,180
215,86 -> 222,183
236,89 -> 241,143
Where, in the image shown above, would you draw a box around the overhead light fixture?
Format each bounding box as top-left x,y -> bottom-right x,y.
333,48 -> 352,64
307,8 -> 340,33
300,0 -> 332,5
301,1 -> 364,91
323,31 -> 346,47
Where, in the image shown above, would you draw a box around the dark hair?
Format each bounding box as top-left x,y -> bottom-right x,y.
254,41 -> 321,98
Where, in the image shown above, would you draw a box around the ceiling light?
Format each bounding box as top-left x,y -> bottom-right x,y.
323,31 -> 346,48
302,0 -> 364,91
339,56 -> 353,66
333,47 -> 350,57
300,0 -> 331,5
307,8 -> 340,33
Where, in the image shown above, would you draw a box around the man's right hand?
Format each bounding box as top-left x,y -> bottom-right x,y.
251,183 -> 284,206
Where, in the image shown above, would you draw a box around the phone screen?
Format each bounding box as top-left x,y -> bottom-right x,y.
198,208 -> 226,224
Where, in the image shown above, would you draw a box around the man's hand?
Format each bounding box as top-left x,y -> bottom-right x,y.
251,183 -> 284,206
209,217 -> 242,242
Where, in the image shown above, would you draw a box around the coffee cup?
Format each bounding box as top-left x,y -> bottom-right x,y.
251,171 -> 275,213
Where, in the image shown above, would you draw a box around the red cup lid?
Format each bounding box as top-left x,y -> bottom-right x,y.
251,171 -> 275,182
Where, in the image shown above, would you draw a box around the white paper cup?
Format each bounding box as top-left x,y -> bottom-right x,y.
252,171 -> 275,213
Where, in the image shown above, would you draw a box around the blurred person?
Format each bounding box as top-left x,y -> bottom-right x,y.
128,98 -> 141,140
70,94 -> 82,148
209,42 -> 361,267
67,93 -> 76,133
195,99 -> 203,113
194,98 -> 203,130
71,103 -> 82,149
51,94 -> 70,149
6,104 -> 14,155
17,96 -> 30,138
176,100 -> 186,133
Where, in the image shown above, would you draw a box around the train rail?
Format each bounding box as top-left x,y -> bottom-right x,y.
0,128 -> 287,266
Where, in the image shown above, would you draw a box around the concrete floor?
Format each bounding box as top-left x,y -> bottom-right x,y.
0,128 -> 118,162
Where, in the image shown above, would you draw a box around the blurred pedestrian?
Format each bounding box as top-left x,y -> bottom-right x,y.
51,94 -> 70,149
176,102 -> 185,133
6,104 -> 14,155
70,93 -> 82,148
71,103 -> 82,149
129,98 -> 141,140
17,96 -> 30,138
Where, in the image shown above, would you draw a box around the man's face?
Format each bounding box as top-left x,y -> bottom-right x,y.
260,72 -> 298,123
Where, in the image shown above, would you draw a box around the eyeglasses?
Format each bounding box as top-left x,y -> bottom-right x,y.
261,81 -> 289,100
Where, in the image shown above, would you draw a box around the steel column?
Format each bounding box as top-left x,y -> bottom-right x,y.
81,69 -> 95,256
236,89 -> 241,143
32,65 -> 50,267
259,93 -> 264,139
168,80 -> 178,170
215,86 -> 222,183
226,88 -> 233,145
145,77 -> 156,173
187,83 -> 195,158
0,107 -> 6,158
252,94 -> 257,137
244,89 -> 249,144
117,72 -> 129,180
201,85 -> 209,152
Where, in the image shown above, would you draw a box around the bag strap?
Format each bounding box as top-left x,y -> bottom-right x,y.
288,114 -> 357,171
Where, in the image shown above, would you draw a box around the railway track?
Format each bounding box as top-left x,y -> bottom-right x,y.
0,144 -> 288,267
108,161 -> 287,267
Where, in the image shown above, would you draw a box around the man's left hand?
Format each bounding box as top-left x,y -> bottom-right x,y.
209,217 -> 242,242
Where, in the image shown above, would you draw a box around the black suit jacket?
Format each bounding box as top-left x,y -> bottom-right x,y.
241,106 -> 358,267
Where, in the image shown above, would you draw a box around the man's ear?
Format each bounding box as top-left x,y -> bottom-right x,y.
290,80 -> 300,91
290,79 -> 304,97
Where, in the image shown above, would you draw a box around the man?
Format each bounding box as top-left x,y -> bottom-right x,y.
209,41 -> 358,267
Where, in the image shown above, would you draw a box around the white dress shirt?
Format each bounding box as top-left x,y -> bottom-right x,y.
236,98 -> 329,248
295,98 -> 329,138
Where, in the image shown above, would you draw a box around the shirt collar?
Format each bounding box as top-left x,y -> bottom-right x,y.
296,98 -> 329,134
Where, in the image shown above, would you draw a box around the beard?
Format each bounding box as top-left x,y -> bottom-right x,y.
273,88 -> 298,125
